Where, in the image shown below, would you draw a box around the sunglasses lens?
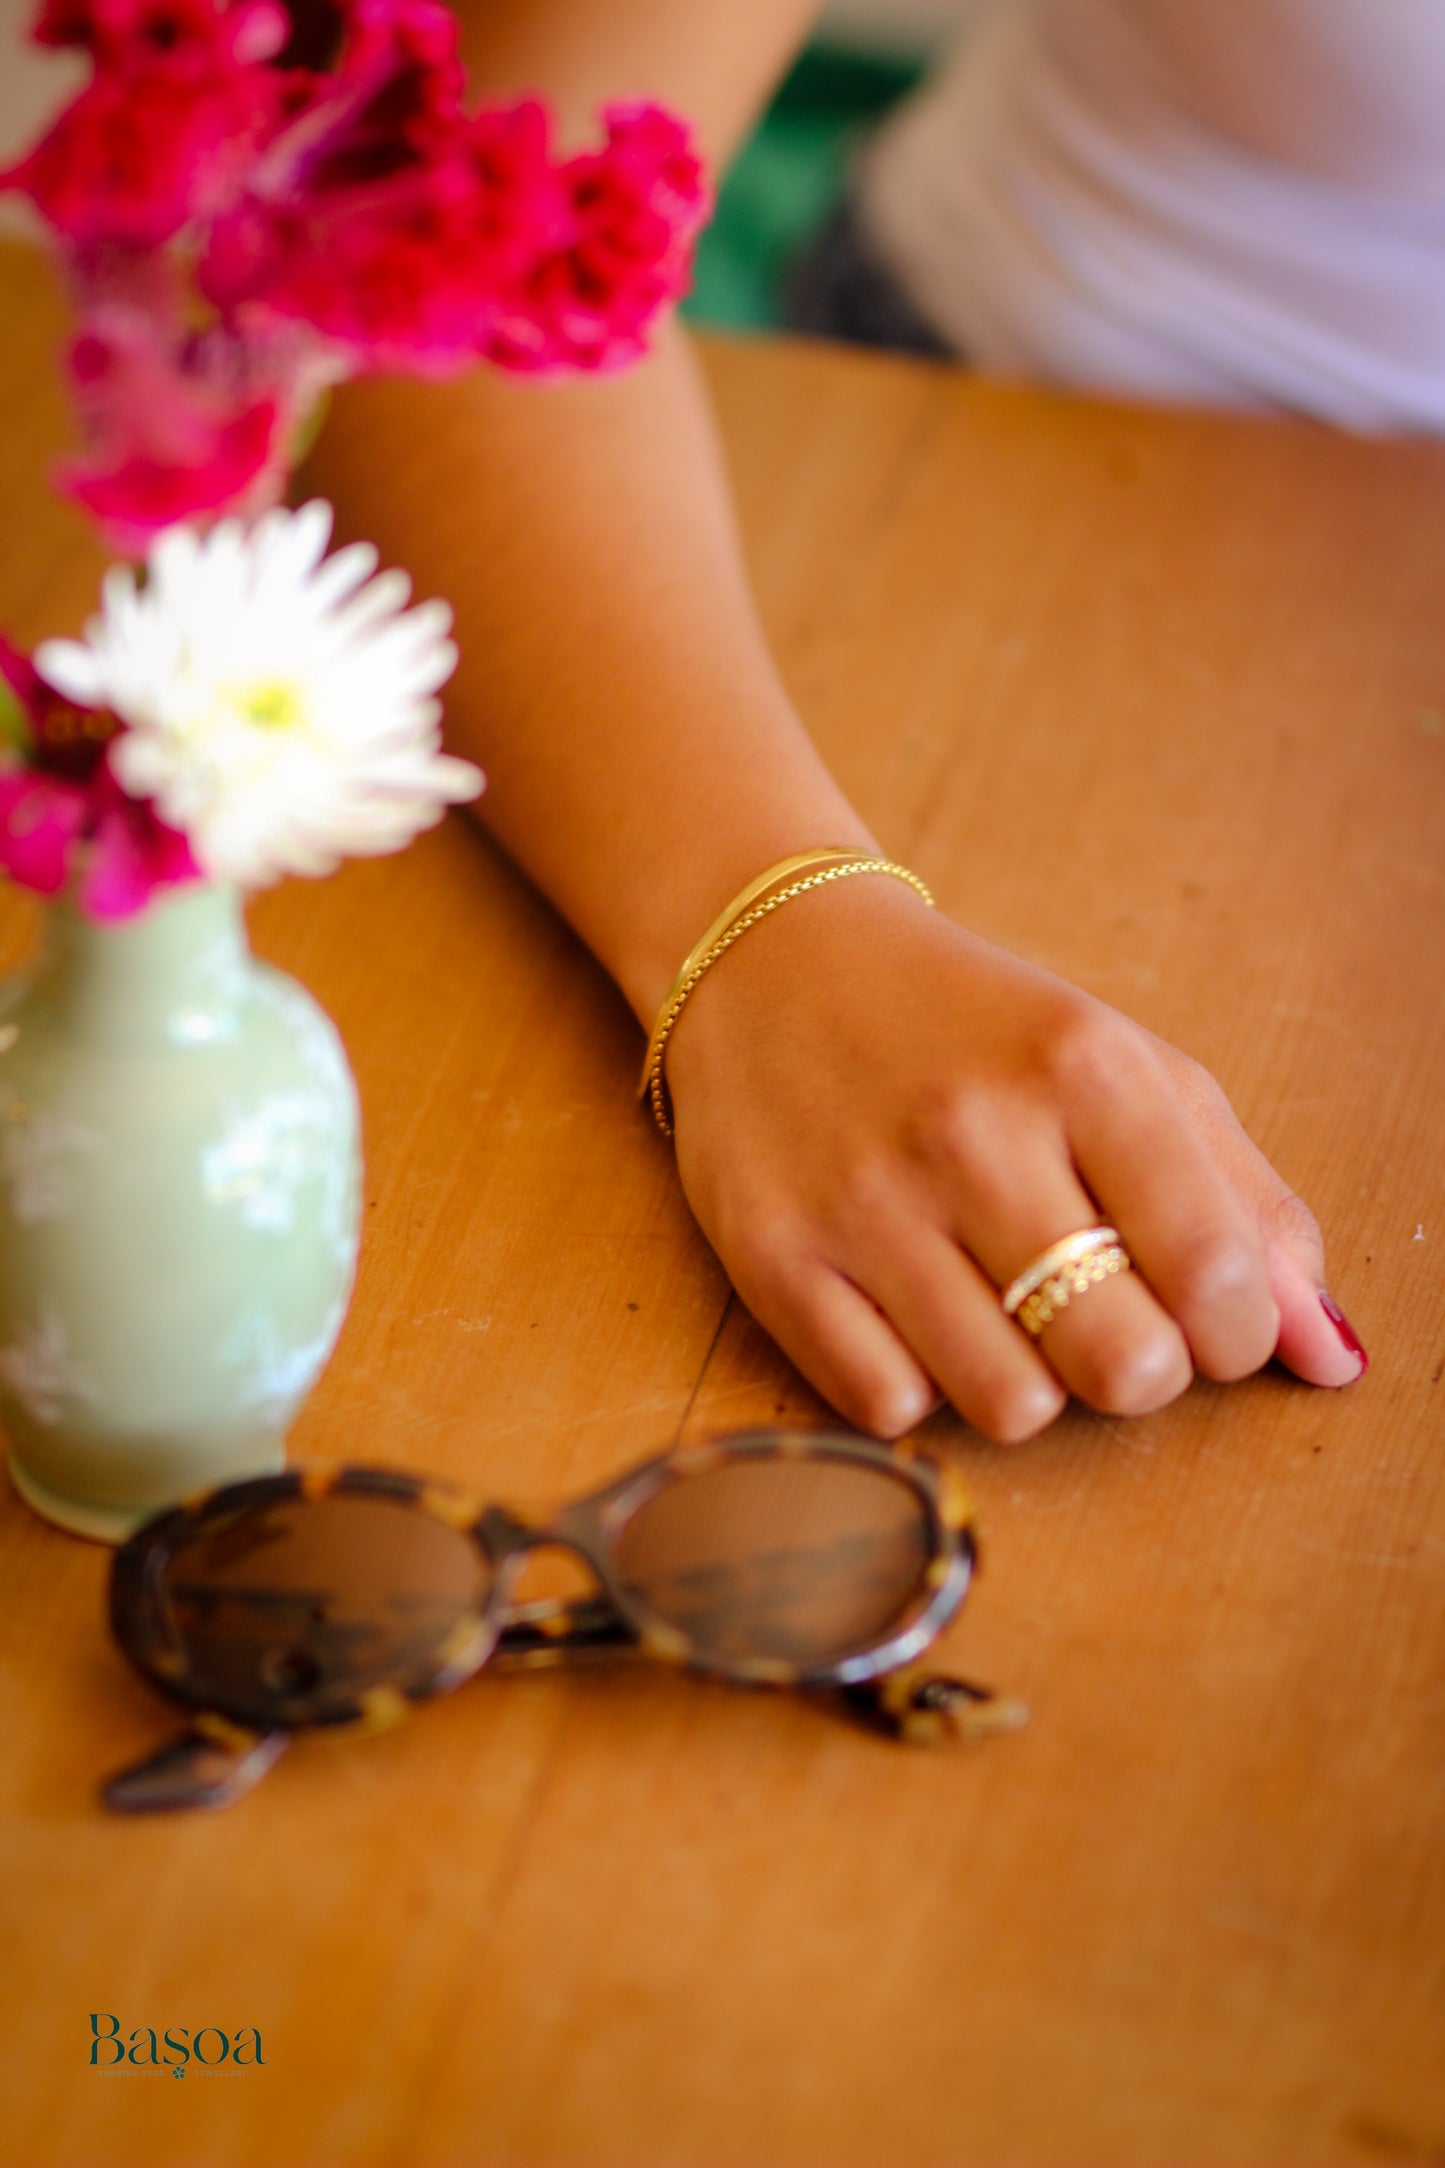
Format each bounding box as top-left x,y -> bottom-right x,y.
615,1453 -> 933,1668
151,1491 -> 490,1723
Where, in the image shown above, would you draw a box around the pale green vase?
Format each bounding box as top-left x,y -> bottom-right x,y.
0,882 -> 361,1541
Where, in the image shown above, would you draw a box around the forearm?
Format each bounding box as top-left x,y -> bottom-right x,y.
302,319 -> 874,1023
297,0 -> 1359,1429
293,0 -> 851,1022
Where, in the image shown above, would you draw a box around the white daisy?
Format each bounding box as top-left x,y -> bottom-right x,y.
35,501 -> 482,887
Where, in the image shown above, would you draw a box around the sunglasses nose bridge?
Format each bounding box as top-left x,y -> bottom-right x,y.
479,1504 -> 610,1596
478,1502 -> 538,1563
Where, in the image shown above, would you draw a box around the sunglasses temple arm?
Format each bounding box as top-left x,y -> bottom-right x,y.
838,1668 -> 1029,1745
97,1599 -> 634,1812
490,1602 -> 1031,1749
101,1723 -> 289,1813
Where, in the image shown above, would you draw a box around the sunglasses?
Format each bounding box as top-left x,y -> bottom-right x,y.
103,1430 -> 1025,1812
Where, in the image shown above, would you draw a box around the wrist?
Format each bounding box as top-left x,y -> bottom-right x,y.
640,849 -> 932,1135
610,790 -> 881,1027
660,852 -> 939,1115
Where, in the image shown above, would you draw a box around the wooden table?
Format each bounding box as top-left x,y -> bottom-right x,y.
0,241 -> 1442,2167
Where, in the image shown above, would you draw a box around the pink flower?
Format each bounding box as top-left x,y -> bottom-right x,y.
485,103 -> 710,376
3,0 -> 291,247
301,0 -> 467,167
61,361 -> 284,553
32,0 -> 287,65
48,249 -> 327,554
206,98 -> 572,375
0,637 -> 200,919
207,89 -> 707,380
0,760 -> 201,918
80,756 -> 205,918
1,0 -> 711,535
0,768 -> 91,896
199,12 -> 543,371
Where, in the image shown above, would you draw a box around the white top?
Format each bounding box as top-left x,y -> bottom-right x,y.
5,0 -> 1445,428
862,0 -> 1445,431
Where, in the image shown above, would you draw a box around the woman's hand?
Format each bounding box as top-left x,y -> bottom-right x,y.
665,875 -> 1367,1441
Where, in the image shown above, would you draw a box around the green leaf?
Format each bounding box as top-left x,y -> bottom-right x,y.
0,674 -> 32,756
290,387 -> 332,469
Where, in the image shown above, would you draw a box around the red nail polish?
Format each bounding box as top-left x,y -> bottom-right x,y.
1320,1293 -> 1368,1373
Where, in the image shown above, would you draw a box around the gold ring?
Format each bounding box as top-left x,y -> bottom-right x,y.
1001,1226 -> 1131,1337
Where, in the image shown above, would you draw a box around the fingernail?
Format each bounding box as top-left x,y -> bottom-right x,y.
1320,1293 -> 1368,1375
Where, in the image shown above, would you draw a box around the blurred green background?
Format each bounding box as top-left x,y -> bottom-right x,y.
680,41 -> 925,333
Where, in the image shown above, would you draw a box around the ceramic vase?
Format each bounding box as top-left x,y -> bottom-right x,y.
0,881 -> 361,1540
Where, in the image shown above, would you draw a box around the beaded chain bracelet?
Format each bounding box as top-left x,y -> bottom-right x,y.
639,847 -> 935,1137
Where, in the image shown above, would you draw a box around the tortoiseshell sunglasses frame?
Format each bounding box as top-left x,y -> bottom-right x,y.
104,1430 -> 1022,1812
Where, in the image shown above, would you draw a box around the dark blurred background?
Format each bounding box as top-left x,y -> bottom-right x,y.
681,0 -> 970,333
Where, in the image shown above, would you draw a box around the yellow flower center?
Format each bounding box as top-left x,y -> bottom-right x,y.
239,680 -> 304,731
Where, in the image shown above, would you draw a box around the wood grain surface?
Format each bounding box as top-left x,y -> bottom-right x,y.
0,240 -> 1442,2168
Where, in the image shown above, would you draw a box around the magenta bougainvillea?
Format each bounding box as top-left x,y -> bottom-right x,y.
0,634 -> 200,918
2,0 -> 710,551
0,0 -> 707,918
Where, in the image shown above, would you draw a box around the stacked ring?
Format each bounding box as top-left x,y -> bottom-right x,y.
1001,1226 -> 1132,1337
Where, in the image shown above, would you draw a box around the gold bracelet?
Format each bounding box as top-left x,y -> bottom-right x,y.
645,847 -> 865,1047
639,849 -> 935,1137
639,847 -> 867,1130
